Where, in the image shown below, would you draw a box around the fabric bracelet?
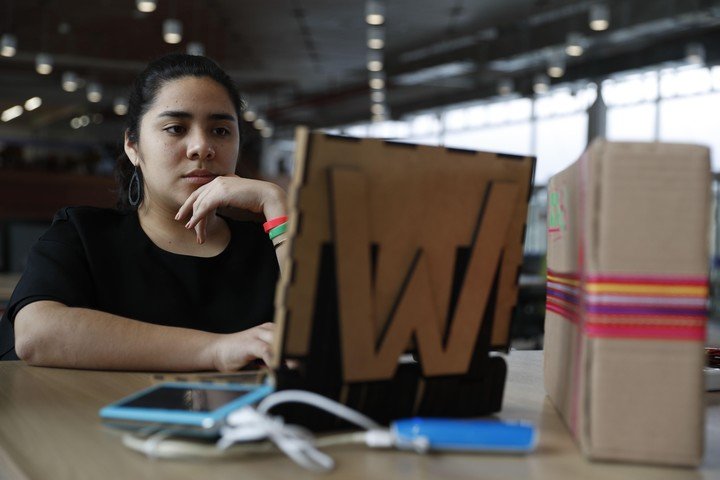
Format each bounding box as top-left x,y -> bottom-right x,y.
263,216 -> 288,233
269,222 -> 288,240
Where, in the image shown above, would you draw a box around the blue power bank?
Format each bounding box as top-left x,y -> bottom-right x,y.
100,381 -> 274,436
392,418 -> 537,453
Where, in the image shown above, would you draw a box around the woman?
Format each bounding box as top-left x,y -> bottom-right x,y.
0,54 -> 287,371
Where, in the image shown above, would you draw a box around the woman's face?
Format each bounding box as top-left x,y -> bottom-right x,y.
124,75 -> 240,212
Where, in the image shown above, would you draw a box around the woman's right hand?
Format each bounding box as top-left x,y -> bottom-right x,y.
210,322 -> 275,372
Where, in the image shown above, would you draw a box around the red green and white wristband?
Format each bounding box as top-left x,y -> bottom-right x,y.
264,216 -> 289,246
268,222 -> 287,240
263,215 -> 288,233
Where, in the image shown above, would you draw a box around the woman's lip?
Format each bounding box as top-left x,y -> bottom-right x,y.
183,175 -> 217,185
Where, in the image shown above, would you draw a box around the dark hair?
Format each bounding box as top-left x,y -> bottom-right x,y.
115,53 -> 245,210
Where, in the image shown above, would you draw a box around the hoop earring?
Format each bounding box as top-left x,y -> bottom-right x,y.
129,166 -> 141,207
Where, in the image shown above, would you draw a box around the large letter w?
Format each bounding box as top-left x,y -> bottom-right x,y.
329,168 -> 518,382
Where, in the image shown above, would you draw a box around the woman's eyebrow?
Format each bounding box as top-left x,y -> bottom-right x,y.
157,110 -> 236,122
209,113 -> 237,122
157,110 -> 192,119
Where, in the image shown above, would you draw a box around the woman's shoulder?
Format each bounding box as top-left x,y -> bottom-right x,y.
44,206 -> 134,241
52,206 -> 133,227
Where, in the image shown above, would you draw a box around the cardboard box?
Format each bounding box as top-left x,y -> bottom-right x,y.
544,140 -> 710,466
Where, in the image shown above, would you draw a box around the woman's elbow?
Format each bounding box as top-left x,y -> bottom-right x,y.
15,319 -> 38,364
14,304 -> 51,365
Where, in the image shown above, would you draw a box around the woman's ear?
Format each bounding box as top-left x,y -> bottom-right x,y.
124,130 -> 139,166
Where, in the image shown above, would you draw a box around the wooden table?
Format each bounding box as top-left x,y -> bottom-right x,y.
0,351 -> 717,480
0,273 -> 20,304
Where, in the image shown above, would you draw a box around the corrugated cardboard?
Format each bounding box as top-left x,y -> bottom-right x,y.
544,140 -> 710,466
271,129 -> 535,425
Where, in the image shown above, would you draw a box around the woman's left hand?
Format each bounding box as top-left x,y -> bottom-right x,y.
175,175 -> 287,244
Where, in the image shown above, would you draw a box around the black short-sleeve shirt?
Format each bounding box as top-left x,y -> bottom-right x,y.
0,207 -> 279,360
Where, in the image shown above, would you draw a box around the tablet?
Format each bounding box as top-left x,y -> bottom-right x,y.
100,382 -> 274,435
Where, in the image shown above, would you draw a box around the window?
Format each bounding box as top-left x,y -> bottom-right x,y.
606,103 -> 657,142
659,92 -> 720,170
443,123 -> 532,156
535,113 -> 588,185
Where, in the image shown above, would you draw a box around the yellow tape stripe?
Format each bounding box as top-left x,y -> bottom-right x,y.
547,275 -> 581,287
585,283 -> 707,296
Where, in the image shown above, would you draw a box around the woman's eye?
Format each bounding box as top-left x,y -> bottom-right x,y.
214,127 -> 231,136
164,125 -> 185,134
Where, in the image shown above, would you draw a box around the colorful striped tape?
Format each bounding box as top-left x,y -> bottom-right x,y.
546,269 -> 708,341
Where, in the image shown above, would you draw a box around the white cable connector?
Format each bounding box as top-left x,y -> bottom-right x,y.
363,429 -> 394,448
363,429 -> 429,453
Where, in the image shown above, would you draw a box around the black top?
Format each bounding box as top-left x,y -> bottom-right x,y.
0,207 -> 279,360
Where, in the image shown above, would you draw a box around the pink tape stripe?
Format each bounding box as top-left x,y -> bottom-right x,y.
546,302 -> 578,323
585,275 -> 708,286
585,324 -> 706,341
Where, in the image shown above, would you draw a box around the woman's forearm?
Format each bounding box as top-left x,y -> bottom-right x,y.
261,183 -> 290,278
14,300 -> 218,371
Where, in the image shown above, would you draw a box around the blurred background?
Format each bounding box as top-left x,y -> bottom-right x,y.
1,0 -> 719,348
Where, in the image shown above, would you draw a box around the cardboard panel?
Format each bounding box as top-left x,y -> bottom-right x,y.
272,130 -> 534,425
277,131 -> 534,367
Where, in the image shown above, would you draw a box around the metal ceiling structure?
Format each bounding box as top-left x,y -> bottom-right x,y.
0,0 -> 719,142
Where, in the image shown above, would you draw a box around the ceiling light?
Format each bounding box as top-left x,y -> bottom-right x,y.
70,117 -> 82,129
1,33 -> 17,57
79,115 -> 90,127
365,0 -> 385,25
92,113 -> 104,124
62,71 -> 79,92
546,50 -> 566,78
243,110 -> 257,122
260,126 -> 274,138
370,90 -> 385,103
1,105 -> 23,122
685,43 -> 705,65
187,41 -> 205,56
370,103 -> 386,115
36,53 -> 53,75
533,73 -> 550,94
589,4 -> 610,31
136,0 -> 157,12
24,97 -> 42,111
253,118 -> 267,130
371,113 -> 386,123
369,71 -> 386,90
497,78 -> 514,96
547,54 -> 565,78
565,32 -> 585,57
367,26 -> 385,49
87,82 -> 103,103
367,50 -> 383,72
113,97 -> 128,115
163,18 -> 182,44
369,78 -> 385,90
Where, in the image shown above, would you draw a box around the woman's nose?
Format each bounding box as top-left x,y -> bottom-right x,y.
187,133 -> 215,160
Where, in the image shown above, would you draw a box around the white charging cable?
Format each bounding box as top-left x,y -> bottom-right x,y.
217,389 -> 384,472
